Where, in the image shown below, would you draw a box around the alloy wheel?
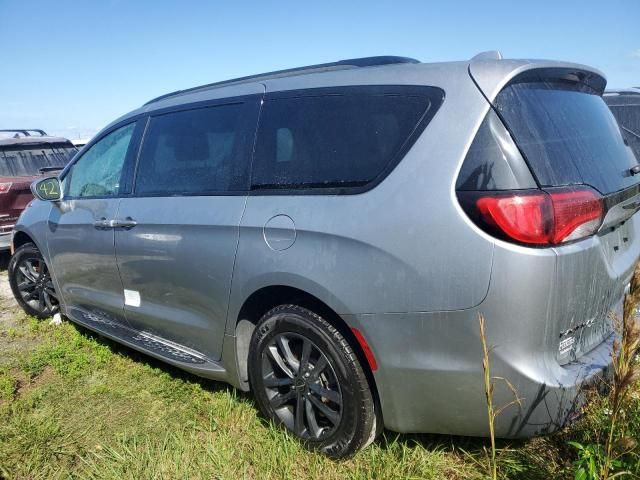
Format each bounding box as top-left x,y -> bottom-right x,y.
261,332 -> 343,439
14,255 -> 58,316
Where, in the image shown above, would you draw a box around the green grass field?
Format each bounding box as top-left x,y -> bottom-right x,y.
0,266 -> 638,479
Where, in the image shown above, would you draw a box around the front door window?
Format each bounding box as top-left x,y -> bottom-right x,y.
66,123 -> 136,198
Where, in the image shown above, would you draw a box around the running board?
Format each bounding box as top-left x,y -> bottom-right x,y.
65,306 -> 228,380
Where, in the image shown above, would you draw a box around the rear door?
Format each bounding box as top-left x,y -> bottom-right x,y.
114,96 -> 261,361
47,122 -> 141,327
471,68 -> 640,361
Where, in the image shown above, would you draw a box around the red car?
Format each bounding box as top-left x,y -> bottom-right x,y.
0,130 -> 78,250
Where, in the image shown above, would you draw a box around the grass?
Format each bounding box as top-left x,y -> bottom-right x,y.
0,312 -> 480,480
568,264 -> 640,480
0,286 -> 639,478
478,314 -> 524,480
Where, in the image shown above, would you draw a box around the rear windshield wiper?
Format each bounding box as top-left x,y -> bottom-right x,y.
622,125 -> 640,140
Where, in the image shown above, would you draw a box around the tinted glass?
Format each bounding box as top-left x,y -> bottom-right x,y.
456,110 -> 532,191
252,87 -> 439,191
135,103 -> 250,195
606,98 -> 640,161
67,123 -> 136,198
0,144 -> 76,177
496,82 -> 638,195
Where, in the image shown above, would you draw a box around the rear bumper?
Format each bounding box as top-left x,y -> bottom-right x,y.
345,308 -> 614,438
0,232 -> 11,250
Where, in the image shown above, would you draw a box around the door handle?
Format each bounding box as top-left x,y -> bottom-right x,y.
93,218 -> 111,229
111,217 -> 138,229
93,217 -> 137,229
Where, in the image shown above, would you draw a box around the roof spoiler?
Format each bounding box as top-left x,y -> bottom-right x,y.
471,50 -> 503,61
469,58 -> 607,101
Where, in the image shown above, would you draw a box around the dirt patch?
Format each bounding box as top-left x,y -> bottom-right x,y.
0,263 -> 38,368
0,269 -> 22,326
0,252 -> 9,273
0,274 -> 15,313
0,253 -> 18,320
16,366 -> 54,396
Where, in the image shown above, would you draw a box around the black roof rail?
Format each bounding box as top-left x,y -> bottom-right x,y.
0,129 -> 47,137
144,56 -> 420,106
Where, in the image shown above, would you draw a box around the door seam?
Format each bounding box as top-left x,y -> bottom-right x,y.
222,85 -> 266,340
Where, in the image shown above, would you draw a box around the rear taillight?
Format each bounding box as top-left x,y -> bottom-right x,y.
0,183 -> 12,194
459,186 -> 604,246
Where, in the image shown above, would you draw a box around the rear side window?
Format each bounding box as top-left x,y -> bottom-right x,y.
251,86 -> 443,193
605,95 -> 640,161
0,144 -> 76,177
495,81 -> 638,195
135,102 -> 254,196
456,110 -> 534,191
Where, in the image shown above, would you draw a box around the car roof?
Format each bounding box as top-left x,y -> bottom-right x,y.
97,52 -> 606,138
143,56 -> 421,106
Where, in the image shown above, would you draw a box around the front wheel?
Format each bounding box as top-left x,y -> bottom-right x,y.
248,305 -> 378,458
9,242 -> 59,318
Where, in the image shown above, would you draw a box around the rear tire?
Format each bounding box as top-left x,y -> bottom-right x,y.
248,304 -> 378,458
9,242 -> 59,319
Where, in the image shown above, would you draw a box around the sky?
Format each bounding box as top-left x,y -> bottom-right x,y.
1,0 -> 638,140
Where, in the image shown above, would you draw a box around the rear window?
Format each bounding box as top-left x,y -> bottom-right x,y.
251,86 -> 443,193
0,144 -> 77,177
495,81 -> 638,195
604,95 -> 640,162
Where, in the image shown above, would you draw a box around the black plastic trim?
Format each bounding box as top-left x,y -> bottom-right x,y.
602,182 -> 640,211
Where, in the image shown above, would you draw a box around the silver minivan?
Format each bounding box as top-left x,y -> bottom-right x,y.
9,53 -> 640,457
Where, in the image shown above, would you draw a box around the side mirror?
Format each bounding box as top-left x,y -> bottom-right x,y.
31,177 -> 63,201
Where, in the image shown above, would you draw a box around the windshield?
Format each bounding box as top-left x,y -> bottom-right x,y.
495,81 -> 639,195
0,144 -> 77,177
